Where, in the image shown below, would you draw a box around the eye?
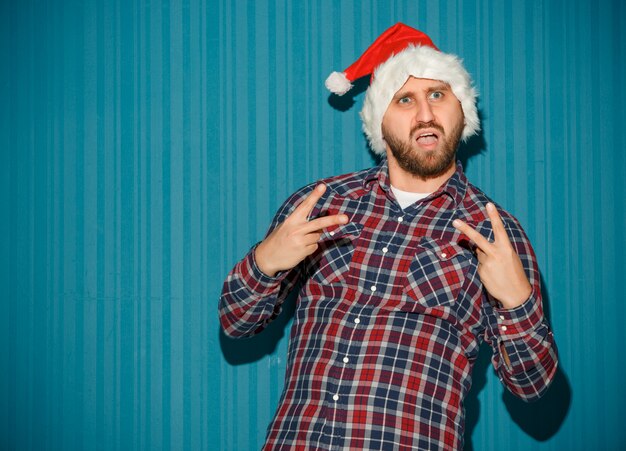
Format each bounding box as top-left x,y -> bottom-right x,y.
429,91 -> 444,100
397,96 -> 412,105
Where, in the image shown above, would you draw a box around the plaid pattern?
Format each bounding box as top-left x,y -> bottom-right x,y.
220,161 -> 558,450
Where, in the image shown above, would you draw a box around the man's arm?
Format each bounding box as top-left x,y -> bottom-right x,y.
219,184 -> 348,338
454,203 -> 558,401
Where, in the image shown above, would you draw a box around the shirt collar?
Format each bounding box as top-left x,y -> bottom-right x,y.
364,159 -> 468,208
363,159 -> 389,192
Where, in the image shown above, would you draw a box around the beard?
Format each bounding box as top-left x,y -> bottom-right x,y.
382,119 -> 463,179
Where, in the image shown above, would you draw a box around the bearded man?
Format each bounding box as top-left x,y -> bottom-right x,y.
219,23 -> 558,450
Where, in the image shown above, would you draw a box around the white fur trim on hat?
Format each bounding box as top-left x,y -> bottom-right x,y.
360,45 -> 480,155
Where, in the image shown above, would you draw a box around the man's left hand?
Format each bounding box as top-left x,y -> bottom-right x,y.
452,203 -> 532,309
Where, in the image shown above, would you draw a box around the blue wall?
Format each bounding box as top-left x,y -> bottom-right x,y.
1,0 -> 625,449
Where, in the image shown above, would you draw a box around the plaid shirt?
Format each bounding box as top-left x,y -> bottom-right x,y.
219,161 -> 558,450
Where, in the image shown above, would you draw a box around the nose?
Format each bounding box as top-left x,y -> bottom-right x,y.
414,99 -> 434,123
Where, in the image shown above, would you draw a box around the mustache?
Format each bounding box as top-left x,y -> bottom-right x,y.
410,121 -> 445,137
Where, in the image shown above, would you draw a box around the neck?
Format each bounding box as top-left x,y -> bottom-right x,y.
387,155 -> 457,193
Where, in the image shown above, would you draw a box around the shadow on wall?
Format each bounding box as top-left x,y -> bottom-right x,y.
463,274 -> 572,450
457,117 -> 486,171
219,289 -> 298,366
501,273 -> 572,441
326,74 -> 371,112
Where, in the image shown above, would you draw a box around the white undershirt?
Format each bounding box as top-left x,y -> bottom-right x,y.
390,185 -> 431,210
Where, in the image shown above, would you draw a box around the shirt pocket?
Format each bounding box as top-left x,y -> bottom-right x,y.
402,237 -> 473,309
309,222 -> 363,286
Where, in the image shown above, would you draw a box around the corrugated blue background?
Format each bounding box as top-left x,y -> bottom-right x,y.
1,0 -> 624,449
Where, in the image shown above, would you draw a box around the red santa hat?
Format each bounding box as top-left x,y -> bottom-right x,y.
325,23 -> 480,155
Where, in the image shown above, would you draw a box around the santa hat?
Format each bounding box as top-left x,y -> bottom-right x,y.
325,23 -> 479,155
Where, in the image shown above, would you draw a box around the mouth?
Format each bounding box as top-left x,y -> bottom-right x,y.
414,130 -> 441,149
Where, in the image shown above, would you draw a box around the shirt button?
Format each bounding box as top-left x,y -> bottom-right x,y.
499,315 -> 505,320
332,394 -> 339,402
441,252 -> 447,258
382,247 -> 389,253
370,285 -> 377,292
397,216 -> 404,223
501,325 -> 508,331
329,231 -> 335,236
354,318 -> 361,324
343,357 -> 349,364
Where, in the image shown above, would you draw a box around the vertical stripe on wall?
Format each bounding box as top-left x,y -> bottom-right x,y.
1,0 -> 625,450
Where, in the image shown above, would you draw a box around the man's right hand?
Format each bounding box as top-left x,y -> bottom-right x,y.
255,184 -> 349,277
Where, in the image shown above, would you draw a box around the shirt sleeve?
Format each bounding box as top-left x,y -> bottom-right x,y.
482,214 -> 559,402
218,184 -> 316,338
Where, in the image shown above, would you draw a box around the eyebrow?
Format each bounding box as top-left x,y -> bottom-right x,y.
393,82 -> 452,99
427,83 -> 452,93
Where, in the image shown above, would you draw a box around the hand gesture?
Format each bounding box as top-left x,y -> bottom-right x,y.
452,203 -> 532,309
255,184 -> 349,277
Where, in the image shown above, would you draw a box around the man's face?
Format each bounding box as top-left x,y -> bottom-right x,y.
381,77 -> 464,179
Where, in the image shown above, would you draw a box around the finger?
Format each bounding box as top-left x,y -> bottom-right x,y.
476,247 -> 487,261
486,202 -> 509,245
301,213 -> 349,234
452,219 -> 492,253
292,184 -> 326,220
301,232 -> 322,245
304,243 -> 319,255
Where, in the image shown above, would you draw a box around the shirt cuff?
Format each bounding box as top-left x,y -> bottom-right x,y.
493,288 -> 545,340
239,244 -> 288,296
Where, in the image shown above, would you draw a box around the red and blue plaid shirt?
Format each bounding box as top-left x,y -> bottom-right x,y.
220,161 -> 558,450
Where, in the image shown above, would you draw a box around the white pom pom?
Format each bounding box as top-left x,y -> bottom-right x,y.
325,71 -> 353,95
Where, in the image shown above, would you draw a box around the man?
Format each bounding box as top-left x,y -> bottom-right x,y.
220,23 -> 558,450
